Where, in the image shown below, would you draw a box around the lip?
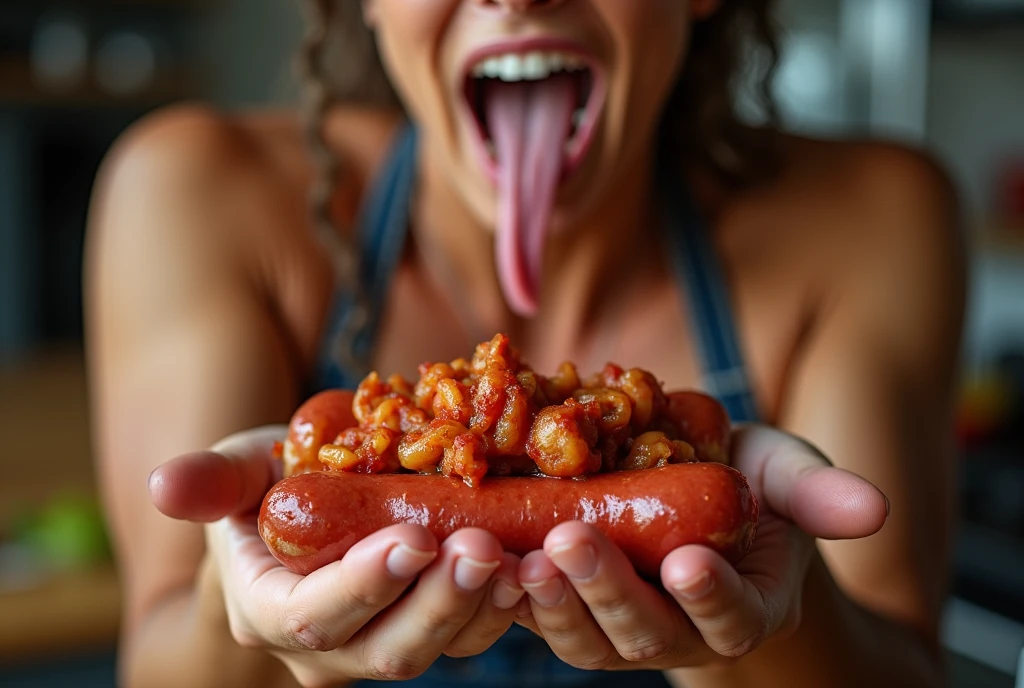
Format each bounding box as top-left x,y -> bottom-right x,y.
456,36 -> 608,186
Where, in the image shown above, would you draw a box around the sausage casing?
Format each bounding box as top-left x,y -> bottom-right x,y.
259,461 -> 758,579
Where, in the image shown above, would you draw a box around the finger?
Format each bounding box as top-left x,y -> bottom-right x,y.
443,551 -> 524,658
149,424 -> 286,522
518,549 -> 620,671
514,599 -> 541,636
355,528 -> 504,680
541,522 -> 693,666
732,425 -> 888,539
237,524 -> 439,652
661,534 -> 803,659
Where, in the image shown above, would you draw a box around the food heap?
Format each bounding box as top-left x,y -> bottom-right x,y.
280,333 -> 731,486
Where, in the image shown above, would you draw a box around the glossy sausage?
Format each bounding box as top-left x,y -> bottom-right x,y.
259,461 -> 758,579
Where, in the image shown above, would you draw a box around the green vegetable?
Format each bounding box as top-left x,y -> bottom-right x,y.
9,492 -> 112,569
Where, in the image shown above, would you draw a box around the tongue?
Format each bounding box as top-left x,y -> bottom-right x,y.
484,73 -> 576,317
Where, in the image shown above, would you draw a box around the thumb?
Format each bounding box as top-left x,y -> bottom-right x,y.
148,425 -> 287,523
732,425 -> 889,540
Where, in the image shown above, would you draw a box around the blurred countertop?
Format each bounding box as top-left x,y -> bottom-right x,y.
0,346 -> 1021,681
0,348 -> 121,663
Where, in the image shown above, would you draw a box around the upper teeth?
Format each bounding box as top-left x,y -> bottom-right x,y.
472,51 -> 586,82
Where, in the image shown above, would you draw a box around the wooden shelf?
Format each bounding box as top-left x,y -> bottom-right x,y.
0,349 -> 122,661
0,57 -> 197,110
0,564 -> 121,662
0,348 -> 96,515
1,0 -> 202,9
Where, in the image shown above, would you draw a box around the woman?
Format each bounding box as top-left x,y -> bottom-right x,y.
84,1 -> 966,686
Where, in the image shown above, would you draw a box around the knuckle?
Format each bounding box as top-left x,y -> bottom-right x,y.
566,644 -> 619,672
616,634 -> 671,664
344,581 -> 390,616
365,648 -> 428,682
586,590 -> 635,620
718,621 -> 768,658
284,611 -> 337,652
418,605 -> 469,639
533,618 -> 580,647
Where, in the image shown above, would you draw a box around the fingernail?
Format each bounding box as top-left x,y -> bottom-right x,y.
491,579 -> 525,610
522,577 -> 565,608
454,557 -> 501,591
884,494 -> 891,516
386,542 -> 437,578
673,571 -> 714,601
548,543 -> 598,580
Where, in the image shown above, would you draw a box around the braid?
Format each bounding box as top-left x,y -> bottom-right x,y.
300,0 -> 371,377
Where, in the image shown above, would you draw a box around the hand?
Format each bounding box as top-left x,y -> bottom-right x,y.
148,421 -> 526,685
513,424 -> 889,670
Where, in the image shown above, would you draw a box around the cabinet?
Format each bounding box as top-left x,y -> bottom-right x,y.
0,0 -> 202,355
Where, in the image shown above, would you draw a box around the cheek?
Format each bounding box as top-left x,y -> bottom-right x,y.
370,0 -> 456,122
611,1 -> 688,111
595,1 -> 688,161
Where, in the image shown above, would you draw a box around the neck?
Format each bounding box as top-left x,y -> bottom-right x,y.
411,139 -> 668,372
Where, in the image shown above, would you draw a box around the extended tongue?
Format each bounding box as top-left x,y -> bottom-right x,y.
485,73 -> 577,317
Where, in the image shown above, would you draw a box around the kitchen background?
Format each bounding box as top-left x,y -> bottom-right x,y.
0,0 -> 1022,686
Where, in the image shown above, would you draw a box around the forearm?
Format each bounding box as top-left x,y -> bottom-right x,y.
122,556 -> 308,688
667,552 -> 944,688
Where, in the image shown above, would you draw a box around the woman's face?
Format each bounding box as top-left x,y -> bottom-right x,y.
363,0 -> 715,313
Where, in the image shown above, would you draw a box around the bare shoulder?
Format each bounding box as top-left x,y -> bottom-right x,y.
777,134 -> 964,268
91,103 -> 307,233
765,134 -> 968,374
84,102 -> 408,376
89,102 -> 405,237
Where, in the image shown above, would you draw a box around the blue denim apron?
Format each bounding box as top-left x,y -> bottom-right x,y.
309,123 -> 761,686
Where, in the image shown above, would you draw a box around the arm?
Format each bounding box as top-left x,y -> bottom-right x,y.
85,106 -> 306,688
507,145 -> 964,686
669,147 -> 967,687
86,106 -> 525,688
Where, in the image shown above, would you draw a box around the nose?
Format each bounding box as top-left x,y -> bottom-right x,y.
474,0 -> 566,11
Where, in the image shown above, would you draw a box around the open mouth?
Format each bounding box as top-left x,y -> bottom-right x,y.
461,47 -> 604,181
455,42 -> 607,318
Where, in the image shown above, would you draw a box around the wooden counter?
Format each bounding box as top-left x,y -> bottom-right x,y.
0,564 -> 121,662
0,348 -> 122,662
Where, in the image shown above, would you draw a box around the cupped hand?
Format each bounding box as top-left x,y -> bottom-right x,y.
148,422 -> 526,685
514,424 -> 889,670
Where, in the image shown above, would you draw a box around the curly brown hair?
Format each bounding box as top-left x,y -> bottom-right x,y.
299,0 -> 781,372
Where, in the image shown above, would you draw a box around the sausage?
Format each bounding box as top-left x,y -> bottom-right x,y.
281,389 -> 358,476
259,461 -> 758,579
264,334 -> 756,579
662,391 -> 732,464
